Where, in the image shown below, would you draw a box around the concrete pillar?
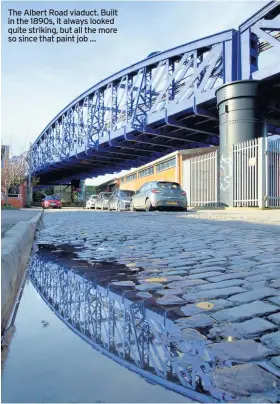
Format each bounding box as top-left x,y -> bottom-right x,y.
216,80 -> 267,206
71,179 -> 80,202
80,180 -> 86,201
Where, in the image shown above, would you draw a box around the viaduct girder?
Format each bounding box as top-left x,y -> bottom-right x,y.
30,1 -> 280,184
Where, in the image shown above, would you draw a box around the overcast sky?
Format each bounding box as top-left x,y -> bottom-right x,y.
2,0 -> 266,185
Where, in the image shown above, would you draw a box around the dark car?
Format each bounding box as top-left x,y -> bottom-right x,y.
42,195 -> 62,209
108,189 -> 135,211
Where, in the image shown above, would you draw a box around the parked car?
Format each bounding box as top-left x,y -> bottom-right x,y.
95,192 -> 112,210
42,195 -> 62,209
130,181 -> 187,212
85,195 -> 97,209
108,190 -> 135,211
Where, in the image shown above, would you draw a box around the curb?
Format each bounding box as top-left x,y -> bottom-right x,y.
1,210 -> 43,334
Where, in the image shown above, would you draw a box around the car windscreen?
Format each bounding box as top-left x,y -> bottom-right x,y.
156,182 -> 181,189
119,191 -> 135,197
102,193 -> 112,198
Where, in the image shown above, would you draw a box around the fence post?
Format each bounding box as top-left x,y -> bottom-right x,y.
216,150 -> 220,206
258,137 -> 266,208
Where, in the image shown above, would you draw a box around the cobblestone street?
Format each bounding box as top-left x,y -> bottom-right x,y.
36,208 -> 280,401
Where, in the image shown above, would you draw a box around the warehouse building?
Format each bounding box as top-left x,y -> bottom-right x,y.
118,147 -> 219,206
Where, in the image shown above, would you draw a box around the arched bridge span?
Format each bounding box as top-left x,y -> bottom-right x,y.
30,1 -> 280,184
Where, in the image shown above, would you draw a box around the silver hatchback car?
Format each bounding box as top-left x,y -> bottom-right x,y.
95,192 -> 112,210
130,181 -> 187,212
108,189 -> 135,211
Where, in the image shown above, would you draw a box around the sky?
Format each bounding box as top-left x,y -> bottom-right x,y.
1,0 -> 268,185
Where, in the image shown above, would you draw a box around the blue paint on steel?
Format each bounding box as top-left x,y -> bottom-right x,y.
239,1 -> 280,79
34,29 -> 234,142
30,2 -> 280,182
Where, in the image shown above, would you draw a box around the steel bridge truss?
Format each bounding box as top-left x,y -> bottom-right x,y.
29,255 -> 241,402
31,30 -> 237,180
31,2 -> 280,182
239,0 -> 280,80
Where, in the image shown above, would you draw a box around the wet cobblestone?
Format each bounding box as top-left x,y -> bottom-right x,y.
37,209 -> 280,401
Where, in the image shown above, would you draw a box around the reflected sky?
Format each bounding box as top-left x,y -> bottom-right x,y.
2,280 -> 193,403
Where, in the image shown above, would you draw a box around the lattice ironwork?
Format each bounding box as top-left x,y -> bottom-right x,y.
29,1 -> 280,183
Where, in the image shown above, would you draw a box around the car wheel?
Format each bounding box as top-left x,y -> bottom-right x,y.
117,202 -> 121,212
130,202 -> 136,212
145,198 -> 153,212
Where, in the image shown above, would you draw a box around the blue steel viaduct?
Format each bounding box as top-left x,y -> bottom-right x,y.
30,1 -> 280,205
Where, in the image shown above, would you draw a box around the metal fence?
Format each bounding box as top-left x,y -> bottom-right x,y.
233,139 -> 259,207
233,137 -> 280,208
266,139 -> 280,207
187,150 -> 220,207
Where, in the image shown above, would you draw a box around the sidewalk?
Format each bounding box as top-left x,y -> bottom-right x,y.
186,207 -> 280,227
1,208 -> 43,334
1,209 -> 42,238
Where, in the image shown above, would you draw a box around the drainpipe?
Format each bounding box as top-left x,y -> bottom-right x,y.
176,151 -> 180,183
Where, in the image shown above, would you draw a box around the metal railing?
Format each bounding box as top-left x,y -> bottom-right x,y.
233,139 -> 259,207
188,150 -> 220,207
266,139 -> 280,207
233,137 -> 280,208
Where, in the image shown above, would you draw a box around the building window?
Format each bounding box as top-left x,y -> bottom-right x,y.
138,166 -> 154,178
124,173 -> 137,183
156,158 -> 176,172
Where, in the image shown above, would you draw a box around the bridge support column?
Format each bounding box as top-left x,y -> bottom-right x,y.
216,80 -> 267,207
71,179 -> 80,203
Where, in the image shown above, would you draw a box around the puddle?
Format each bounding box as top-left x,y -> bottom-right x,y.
21,253 -> 210,402
1,281 -> 193,403
37,243 -> 145,287
2,240 -> 214,402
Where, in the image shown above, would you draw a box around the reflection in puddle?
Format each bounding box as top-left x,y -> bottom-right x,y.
28,251 -> 233,403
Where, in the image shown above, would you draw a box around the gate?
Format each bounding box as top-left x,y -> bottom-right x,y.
233,139 -> 258,207
183,150 -> 219,207
233,137 -> 280,208
266,139 -> 280,207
